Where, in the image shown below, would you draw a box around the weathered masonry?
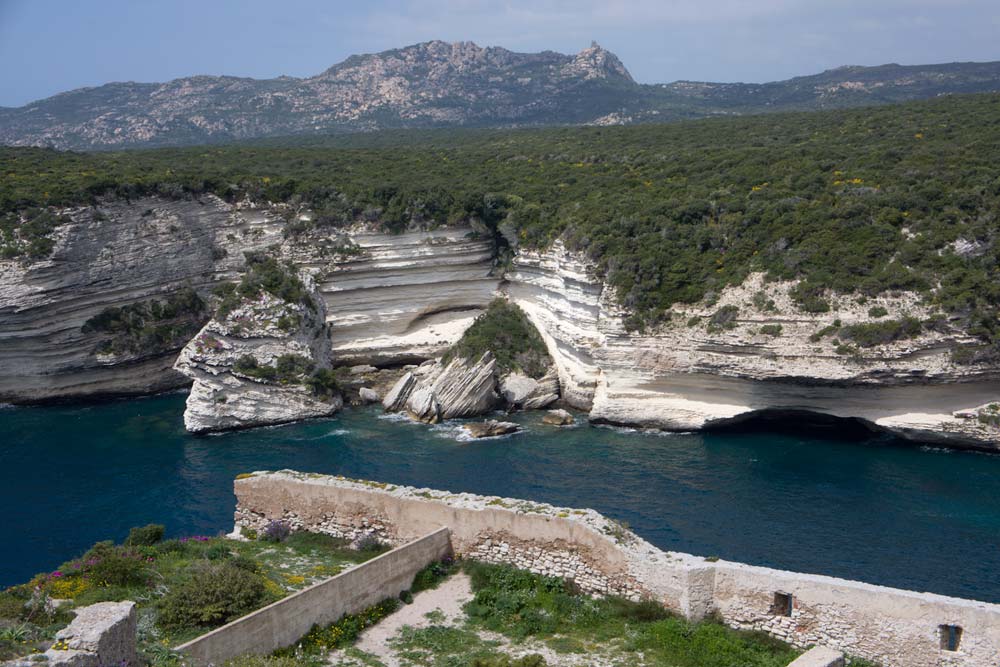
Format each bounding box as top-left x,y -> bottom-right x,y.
235,470 -> 1000,667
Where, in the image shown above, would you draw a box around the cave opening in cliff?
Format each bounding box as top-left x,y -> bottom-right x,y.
704,409 -> 892,443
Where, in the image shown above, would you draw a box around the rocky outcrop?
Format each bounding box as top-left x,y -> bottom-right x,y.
463,420 -> 520,438
500,369 -> 559,410
389,352 -> 500,423
0,196 -> 282,404
173,276 -> 341,433
507,245 -> 1000,450
5,601 -> 138,667
543,409 -> 575,426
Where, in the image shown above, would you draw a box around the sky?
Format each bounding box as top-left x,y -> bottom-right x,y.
1,0 -> 998,107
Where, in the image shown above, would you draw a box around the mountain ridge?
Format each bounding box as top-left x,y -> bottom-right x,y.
2,40 -> 998,150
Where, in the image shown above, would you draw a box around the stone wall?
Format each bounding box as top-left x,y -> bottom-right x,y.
234,471 -> 1000,667
176,527 -> 451,666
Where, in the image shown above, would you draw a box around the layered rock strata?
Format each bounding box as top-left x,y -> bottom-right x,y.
384,351 -> 500,423
316,227 -> 499,365
506,243 -> 1000,449
174,276 -> 341,432
0,196 -> 284,403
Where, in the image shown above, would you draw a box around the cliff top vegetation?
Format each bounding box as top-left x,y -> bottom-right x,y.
1,93 -> 997,353
443,299 -> 551,379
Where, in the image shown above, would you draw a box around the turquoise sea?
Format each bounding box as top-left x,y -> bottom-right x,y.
3,392 -> 1000,603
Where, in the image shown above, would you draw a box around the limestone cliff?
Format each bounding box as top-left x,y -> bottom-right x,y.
506,242 -> 1000,449
173,274 -> 340,433
0,196 -> 282,403
2,195 -> 997,448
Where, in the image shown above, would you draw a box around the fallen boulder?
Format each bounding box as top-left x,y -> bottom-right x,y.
463,420 -> 521,438
542,408 -> 575,426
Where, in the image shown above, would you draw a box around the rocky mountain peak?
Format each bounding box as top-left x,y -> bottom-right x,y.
566,41 -> 635,83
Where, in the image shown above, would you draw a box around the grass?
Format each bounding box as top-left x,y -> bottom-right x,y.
460,561 -> 801,667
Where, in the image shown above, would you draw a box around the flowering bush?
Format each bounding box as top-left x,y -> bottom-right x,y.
261,520 -> 291,543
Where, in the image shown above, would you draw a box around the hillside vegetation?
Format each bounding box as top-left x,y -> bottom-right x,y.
1,93 -> 998,354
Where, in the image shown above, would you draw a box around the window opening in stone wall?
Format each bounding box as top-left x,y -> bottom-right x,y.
939,624 -> 962,651
770,592 -> 793,616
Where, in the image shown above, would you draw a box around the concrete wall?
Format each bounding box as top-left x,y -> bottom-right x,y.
233,471 -> 1000,667
176,527 -> 451,666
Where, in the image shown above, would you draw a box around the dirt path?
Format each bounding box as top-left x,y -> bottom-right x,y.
328,573 -> 474,667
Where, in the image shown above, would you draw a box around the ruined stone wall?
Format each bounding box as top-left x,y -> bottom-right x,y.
234,471 -> 1000,667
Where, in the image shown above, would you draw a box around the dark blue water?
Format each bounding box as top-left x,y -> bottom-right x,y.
3,393 -> 1000,603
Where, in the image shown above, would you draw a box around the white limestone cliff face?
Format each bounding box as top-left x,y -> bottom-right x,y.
0,196 -> 283,403
315,227 -> 499,365
506,245 -> 1000,449
504,241 -> 604,410
173,278 -> 341,433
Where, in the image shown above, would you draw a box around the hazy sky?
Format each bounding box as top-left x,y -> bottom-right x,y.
1,0 -> 998,107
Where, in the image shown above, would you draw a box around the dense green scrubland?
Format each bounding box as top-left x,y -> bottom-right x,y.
2,94 -> 998,349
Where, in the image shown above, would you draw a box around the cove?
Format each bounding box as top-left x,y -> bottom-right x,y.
3,392 -> 1000,604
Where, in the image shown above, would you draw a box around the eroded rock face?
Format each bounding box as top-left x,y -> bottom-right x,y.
385,352 -> 501,423
501,369 -> 560,410
507,245 -> 1000,449
431,352 -> 500,419
174,278 -> 341,433
382,372 -> 417,412
320,227 -> 499,365
0,196 -> 282,404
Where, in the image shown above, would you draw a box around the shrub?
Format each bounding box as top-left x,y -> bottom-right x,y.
157,561 -> 273,631
471,657 -> 548,667
444,298 -> 550,378
867,305 -> 889,318
125,524 -> 165,547
759,324 -> 782,337
261,520 -> 291,543
410,558 -> 458,594
217,253 -> 312,318
791,283 -> 830,313
304,368 -> 339,398
840,316 -> 922,347
707,305 -> 739,332
86,548 -> 151,588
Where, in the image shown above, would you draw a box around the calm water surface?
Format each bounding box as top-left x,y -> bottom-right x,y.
3,393 -> 999,602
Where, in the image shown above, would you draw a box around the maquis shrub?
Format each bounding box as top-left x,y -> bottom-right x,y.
157,561 -> 273,631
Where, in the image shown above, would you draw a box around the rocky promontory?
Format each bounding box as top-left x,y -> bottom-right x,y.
174,256 -> 341,432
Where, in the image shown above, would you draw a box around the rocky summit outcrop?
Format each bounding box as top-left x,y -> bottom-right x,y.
174,274 -> 341,433
4,40 -> 1000,150
506,243 -> 1000,450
